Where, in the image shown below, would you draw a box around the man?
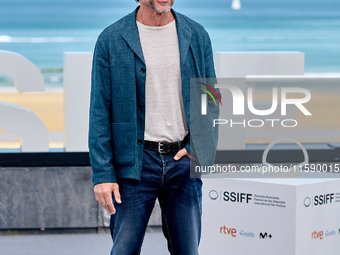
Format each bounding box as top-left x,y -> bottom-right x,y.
89,0 -> 219,254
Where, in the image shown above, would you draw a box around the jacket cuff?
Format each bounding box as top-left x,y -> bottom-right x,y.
91,171 -> 117,187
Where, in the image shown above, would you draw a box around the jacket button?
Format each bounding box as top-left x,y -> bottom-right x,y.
139,103 -> 144,108
137,139 -> 143,145
141,67 -> 146,73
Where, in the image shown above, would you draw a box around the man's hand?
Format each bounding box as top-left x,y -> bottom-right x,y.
174,148 -> 195,160
94,183 -> 121,215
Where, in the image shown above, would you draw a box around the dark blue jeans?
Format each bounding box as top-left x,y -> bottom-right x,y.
110,149 -> 202,255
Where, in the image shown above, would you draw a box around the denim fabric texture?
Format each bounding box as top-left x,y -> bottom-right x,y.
110,149 -> 202,255
88,7 -> 220,186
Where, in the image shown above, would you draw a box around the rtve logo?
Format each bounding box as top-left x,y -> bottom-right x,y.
220,226 -> 237,237
311,230 -> 335,239
311,230 -> 323,240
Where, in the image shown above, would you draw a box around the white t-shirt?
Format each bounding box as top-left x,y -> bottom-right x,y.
137,20 -> 188,142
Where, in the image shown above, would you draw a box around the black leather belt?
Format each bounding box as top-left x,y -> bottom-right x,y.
144,135 -> 189,154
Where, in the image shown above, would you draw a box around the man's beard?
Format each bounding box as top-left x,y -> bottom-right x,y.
150,0 -> 174,14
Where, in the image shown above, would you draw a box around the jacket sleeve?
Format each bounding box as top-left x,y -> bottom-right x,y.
185,29 -> 221,156
203,29 -> 220,120
89,35 -> 117,186
203,30 -> 221,151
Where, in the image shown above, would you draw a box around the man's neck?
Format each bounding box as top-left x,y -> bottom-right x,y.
136,4 -> 175,26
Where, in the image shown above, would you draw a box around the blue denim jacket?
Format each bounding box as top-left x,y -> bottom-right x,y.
89,7 -> 220,185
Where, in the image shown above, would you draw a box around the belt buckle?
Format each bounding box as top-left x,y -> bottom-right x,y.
158,142 -> 166,153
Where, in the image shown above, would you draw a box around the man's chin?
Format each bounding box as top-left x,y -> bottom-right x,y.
152,0 -> 173,14
156,8 -> 171,14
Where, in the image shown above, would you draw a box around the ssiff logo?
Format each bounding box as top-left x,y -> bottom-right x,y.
304,193 -> 334,207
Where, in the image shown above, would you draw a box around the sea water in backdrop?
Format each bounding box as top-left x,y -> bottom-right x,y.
0,0 -> 340,88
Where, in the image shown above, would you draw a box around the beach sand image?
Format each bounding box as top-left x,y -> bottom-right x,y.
0,92 -> 63,149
